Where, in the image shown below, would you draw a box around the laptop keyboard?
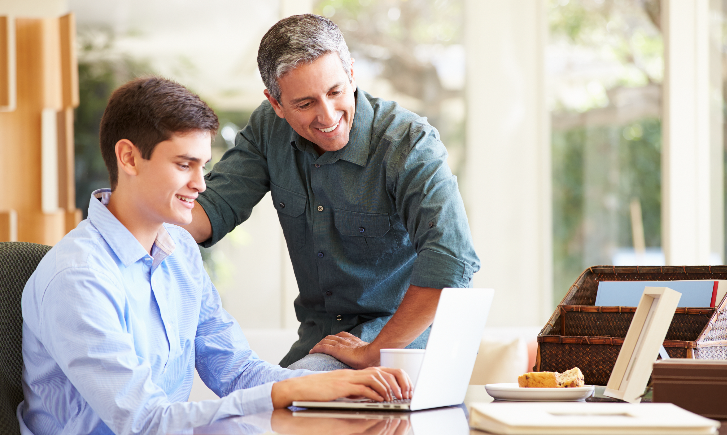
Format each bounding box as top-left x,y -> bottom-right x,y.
360,398 -> 411,404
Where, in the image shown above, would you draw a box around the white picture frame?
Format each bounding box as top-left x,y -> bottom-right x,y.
604,287 -> 681,403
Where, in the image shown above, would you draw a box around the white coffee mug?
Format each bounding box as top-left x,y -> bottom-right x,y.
379,348 -> 426,387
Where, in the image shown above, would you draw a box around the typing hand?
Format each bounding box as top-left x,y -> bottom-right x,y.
309,331 -> 379,369
271,367 -> 412,408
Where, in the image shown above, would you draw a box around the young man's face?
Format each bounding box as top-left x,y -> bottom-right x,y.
265,52 -> 357,154
134,130 -> 211,227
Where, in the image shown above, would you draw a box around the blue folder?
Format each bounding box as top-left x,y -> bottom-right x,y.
595,281 -> 715,307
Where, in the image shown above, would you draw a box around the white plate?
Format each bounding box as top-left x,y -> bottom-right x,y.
484,383 -> 595,402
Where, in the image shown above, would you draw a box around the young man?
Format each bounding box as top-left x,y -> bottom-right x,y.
183,14 -> 480,371
17,77 -> 409,435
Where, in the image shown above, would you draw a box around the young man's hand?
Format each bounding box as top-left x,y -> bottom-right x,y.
270,367 -> 412,408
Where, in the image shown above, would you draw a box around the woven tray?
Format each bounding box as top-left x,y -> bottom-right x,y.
537,265 -> 727,386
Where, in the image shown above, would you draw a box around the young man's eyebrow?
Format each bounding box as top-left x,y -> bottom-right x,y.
288,82 -> 346,105
176,154 -> 211,164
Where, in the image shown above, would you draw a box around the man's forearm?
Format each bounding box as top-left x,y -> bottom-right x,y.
307,285 -> 442,368
369,285 -> 442,351
181,201 -> 213,243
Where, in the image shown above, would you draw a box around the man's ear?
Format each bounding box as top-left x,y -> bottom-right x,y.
349,58 -> 357,92
115,139 -> 141,177
264,89 -> 286,119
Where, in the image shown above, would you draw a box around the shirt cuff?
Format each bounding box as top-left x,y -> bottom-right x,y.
410,249 -> 472,289
238,382 -> 275,415
196,187 -> 231,248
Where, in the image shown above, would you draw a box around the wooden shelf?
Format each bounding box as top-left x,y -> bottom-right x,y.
0,13 -> 80,244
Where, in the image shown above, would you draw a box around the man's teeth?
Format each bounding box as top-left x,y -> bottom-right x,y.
318,123 -> 338,133
176,195 -> 193,203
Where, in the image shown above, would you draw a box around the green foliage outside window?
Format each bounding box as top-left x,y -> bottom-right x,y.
549,0 -> 663,304
73,28 -> 244,282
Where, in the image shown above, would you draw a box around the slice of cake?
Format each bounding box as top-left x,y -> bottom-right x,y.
556,367 -> 585,388
517,371 -> 558,388
518,367 -> 584,388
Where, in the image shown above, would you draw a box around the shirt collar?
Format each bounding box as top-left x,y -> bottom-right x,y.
288,89 -> 374,167
88,188 -> 176,267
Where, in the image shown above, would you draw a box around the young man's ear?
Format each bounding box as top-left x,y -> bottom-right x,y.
115,139 -> 141,177
263,89 -> 286,119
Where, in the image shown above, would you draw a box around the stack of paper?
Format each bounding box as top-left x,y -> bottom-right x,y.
469,402 -> 720,434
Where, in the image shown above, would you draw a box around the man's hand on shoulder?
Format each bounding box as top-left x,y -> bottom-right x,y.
309,331 -> 379,369
270,367 -> 412,408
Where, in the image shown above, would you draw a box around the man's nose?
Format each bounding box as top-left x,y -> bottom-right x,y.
318,100 -> 337,125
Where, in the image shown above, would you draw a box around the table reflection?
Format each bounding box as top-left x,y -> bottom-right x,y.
188,404 -> 470,435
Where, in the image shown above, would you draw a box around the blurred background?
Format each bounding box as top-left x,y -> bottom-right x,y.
2,0 -> 726,396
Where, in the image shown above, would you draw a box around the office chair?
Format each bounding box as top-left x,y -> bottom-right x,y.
0,242 -> 51,435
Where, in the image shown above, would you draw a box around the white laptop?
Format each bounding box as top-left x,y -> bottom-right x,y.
292,288 -> 495,412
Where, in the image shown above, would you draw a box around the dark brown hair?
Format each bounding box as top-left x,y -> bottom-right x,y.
99,76 -> 219,189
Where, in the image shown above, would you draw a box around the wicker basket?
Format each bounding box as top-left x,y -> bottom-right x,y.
536,265 -> 727,386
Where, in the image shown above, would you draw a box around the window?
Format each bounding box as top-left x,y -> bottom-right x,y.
548,0 -> 663,303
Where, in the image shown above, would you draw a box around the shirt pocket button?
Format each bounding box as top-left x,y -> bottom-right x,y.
271,184 -> 307,249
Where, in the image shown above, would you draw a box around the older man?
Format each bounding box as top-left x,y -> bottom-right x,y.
184,14 -> 480,371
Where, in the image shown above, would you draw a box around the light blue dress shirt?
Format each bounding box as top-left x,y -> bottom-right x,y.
17,189 -> 311,435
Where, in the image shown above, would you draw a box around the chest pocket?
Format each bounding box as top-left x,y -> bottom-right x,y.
271,183 -> 307,249
333,209 -> 391,238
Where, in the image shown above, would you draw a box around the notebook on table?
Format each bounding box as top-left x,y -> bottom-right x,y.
469,402 -> 720,434
292,287 -> 495,412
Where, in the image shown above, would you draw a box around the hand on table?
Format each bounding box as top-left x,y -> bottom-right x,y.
309,331 -> 379,369
271,367 -> 412,409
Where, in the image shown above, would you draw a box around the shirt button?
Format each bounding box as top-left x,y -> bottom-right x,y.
359,227 -> 365,233
318,251 -> 324,258
279,202 -> 285,208
315,164 -> 321,168
318,205 -> 324,212
336,315 -> 342,321
326,291 -> 332,296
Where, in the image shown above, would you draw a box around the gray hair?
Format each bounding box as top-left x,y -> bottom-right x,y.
258,14 -> 352,102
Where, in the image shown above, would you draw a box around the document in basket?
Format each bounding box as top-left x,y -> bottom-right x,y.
595,280 -> 726,307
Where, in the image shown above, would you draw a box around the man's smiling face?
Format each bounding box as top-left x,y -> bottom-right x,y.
265,52 -> 356,155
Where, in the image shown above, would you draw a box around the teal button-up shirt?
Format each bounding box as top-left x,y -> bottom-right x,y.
198,90 -> 480,367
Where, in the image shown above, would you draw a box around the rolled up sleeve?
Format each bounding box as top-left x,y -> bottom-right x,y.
197,110 -> 273,248
389,120 -> 480,289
